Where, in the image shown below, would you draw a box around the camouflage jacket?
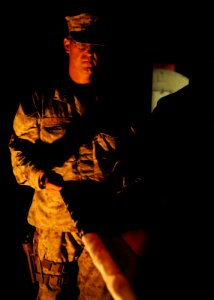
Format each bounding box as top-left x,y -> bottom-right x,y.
9,78 -> 141,232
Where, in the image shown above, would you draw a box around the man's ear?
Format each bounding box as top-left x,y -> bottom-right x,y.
64,38 -> 71,53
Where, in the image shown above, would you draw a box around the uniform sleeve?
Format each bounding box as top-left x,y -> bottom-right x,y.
8,94 -> 43,190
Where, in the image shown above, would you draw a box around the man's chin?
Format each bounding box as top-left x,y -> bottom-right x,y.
82,66 -> 95,74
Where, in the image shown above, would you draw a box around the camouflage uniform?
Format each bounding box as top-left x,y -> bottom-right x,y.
9,77 -> 140,300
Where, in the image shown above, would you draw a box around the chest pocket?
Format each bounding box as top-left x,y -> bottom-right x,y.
40,117 -> 72,142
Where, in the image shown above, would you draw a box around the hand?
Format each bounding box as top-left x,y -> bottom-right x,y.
39,171 -> 64,191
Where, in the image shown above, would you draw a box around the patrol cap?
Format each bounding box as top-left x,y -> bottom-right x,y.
65,12 -> 107,46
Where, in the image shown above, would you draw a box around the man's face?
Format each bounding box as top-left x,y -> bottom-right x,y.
64,37 -> 104,83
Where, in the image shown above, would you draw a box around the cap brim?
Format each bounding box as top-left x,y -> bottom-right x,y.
70,29 -> 106,46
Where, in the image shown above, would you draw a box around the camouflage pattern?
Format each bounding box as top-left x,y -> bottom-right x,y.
9,78 -> 139,299
33,229 -> 113,299
9,81 -> 123,234
34,229 -> 83,263
33,229 -> 80,299
64,12 -> 106,46
65,13 -> 101,33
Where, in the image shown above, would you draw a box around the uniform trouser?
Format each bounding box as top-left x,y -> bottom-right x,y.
33,228 -> 113,300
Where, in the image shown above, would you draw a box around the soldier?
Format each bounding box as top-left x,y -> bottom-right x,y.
9,1 -> 149,299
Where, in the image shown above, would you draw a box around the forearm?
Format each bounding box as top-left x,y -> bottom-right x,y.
10,147 -> 44,190
9,101 -> 43,189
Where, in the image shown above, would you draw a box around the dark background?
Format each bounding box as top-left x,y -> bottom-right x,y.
1,0 -> 213,297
